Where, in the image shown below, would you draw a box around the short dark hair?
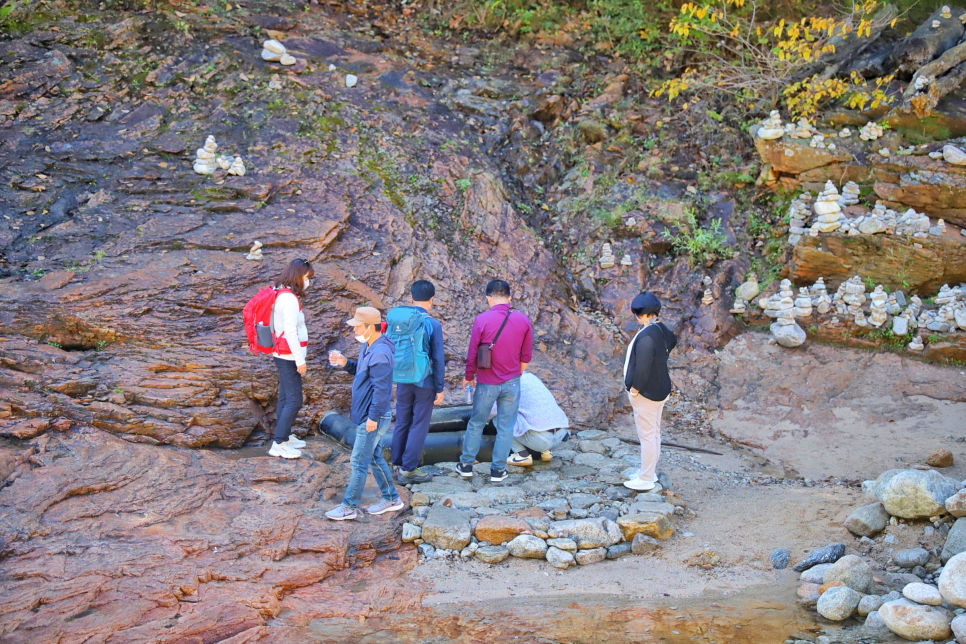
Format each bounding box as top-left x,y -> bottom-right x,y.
631,292 -> 661,317
485,280 -> 511,298
411,280 -> 436,301
278,259 -> 315,298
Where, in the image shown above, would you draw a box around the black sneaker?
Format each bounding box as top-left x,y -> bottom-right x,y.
456,462 -> 474,478
398,468 -> 433,484
490,469 -> 508,482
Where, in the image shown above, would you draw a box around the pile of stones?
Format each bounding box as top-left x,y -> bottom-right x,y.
399,429 -> 684,569
747,274 -> 966,351
793,467 -> 966,640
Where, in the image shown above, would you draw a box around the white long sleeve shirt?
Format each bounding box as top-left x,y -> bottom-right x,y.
271,291 -> 308,366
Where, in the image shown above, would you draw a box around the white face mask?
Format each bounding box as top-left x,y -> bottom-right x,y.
304,277 -> 312,290
355,326 -> 369,343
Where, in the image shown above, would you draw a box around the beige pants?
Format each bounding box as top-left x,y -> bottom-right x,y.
629,393 -> 668,483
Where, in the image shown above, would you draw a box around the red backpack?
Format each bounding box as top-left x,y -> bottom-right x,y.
243,287 -> 297,355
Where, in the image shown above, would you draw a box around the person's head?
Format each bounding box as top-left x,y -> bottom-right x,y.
485,279 -> 511,307
345,306 -> 383,345
411,280 -> 436,311
278,259 -> 315,298
631,292 -> 661,324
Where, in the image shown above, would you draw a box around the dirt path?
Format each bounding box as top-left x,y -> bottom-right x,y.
407,333 -> 964,611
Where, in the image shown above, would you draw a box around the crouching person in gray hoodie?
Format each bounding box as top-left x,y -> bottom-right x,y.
326,307 -> 404,520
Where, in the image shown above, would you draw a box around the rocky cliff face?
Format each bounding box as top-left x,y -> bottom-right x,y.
0,5 -> 631,447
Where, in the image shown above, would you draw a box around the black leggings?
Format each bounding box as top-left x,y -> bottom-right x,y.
273,357 -> 303,442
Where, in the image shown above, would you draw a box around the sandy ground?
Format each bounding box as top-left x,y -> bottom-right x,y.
403,334 -> 965,610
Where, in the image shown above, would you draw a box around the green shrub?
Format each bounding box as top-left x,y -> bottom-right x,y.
662,208 -> 733,266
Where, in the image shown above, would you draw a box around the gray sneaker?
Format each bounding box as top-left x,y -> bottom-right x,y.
367,498 -> 405,515
397,467 -> 433,484
325,503 -> 357,521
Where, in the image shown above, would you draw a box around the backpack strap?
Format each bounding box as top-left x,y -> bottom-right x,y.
271,288 -> 299,341
489,309 -> 512,348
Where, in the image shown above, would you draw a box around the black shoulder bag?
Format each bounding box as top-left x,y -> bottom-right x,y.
476,310 -> 512,370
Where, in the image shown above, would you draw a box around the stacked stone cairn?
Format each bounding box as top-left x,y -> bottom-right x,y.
731,273 -> 759,315
838,181 -> 860,207
788,118 -> 817,139
701,289 -> 714,306
787,194 -> 812,245
797,468 -> 966,638
811,278 -> 833,314
811,181 -> 846,234
768,279 -> 806,347
931,218 -> 947,236
193,136 -> 219,175
246,241 -> 263,261
895,208 -> 931,237
908,335 -> 925,350
261,39 -> 296,66
756,111 -> 784,140
859,122 -> 884,141
401,429 -> 683,569
868,286 -> 888,328
794,287 -> 813,318
599,243 -> 616,268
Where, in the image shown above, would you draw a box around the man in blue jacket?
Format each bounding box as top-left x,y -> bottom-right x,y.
390,280 -> 446,485
326,307 -> 404,520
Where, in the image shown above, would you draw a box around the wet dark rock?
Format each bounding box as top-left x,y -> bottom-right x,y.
793,543 -> 846,572
770,548 -> 792,570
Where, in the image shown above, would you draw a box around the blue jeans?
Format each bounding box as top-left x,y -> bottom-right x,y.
342,413 -> 399,509
273,357 -> 302,442
460,377 -> 520,474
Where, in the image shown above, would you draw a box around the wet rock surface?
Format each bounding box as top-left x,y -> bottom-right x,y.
0,428 -> 415,643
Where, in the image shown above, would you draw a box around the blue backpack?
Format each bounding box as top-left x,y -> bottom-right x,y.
386,306 -> 432,384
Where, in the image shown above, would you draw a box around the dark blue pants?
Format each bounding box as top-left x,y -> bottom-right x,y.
391,383 -> 435,471
273,357 -> 302,442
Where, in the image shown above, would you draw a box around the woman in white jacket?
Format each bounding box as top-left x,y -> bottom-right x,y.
269,259 -> 314,459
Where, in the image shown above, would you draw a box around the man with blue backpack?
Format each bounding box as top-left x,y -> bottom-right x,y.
387,280 -> 446,485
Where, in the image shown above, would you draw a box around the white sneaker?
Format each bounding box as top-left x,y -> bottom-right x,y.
623,477 -> 656,491
268,441 -> 301,459
285,435 -> 306,449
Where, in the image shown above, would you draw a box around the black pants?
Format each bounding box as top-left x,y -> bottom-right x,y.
274,357 -> 302,442
390,383 -> 435,471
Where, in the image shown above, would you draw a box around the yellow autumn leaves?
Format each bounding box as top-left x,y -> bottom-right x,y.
655,0 -> 896,117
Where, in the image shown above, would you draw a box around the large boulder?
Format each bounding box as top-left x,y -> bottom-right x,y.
506,534 -> 548,559
817,586 -> 860,621
770,321 -> 806,348
474,515 -> 532,545
942,518 -> 966,564
875,469 -> 961,519
948,490 -> 966,518
615,512 -> 674,541
878,598 -> 953,641
843,503 -> 890,537
939,551 -> 966,608
903,582 -> 943,606
421,506 -> 472,551
952,613 -> 966,644
823,555 -> 874,593
546,546 -> 575,569
548,518 -> 623,549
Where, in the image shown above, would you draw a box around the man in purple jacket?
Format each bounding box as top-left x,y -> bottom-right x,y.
459,280 -> 533,482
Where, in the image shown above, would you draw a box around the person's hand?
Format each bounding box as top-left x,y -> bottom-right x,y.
328,350 -> 347,367
434,392 -> 445,406
365,418 -> 378,432
297,363 -> 307,375
629,387 -> 639,397
463,378 -> 474,389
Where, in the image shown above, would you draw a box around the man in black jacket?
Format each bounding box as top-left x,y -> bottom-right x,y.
623,292 -> 677,491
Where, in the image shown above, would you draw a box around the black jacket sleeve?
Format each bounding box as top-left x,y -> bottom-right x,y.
343,359 -> 358,376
